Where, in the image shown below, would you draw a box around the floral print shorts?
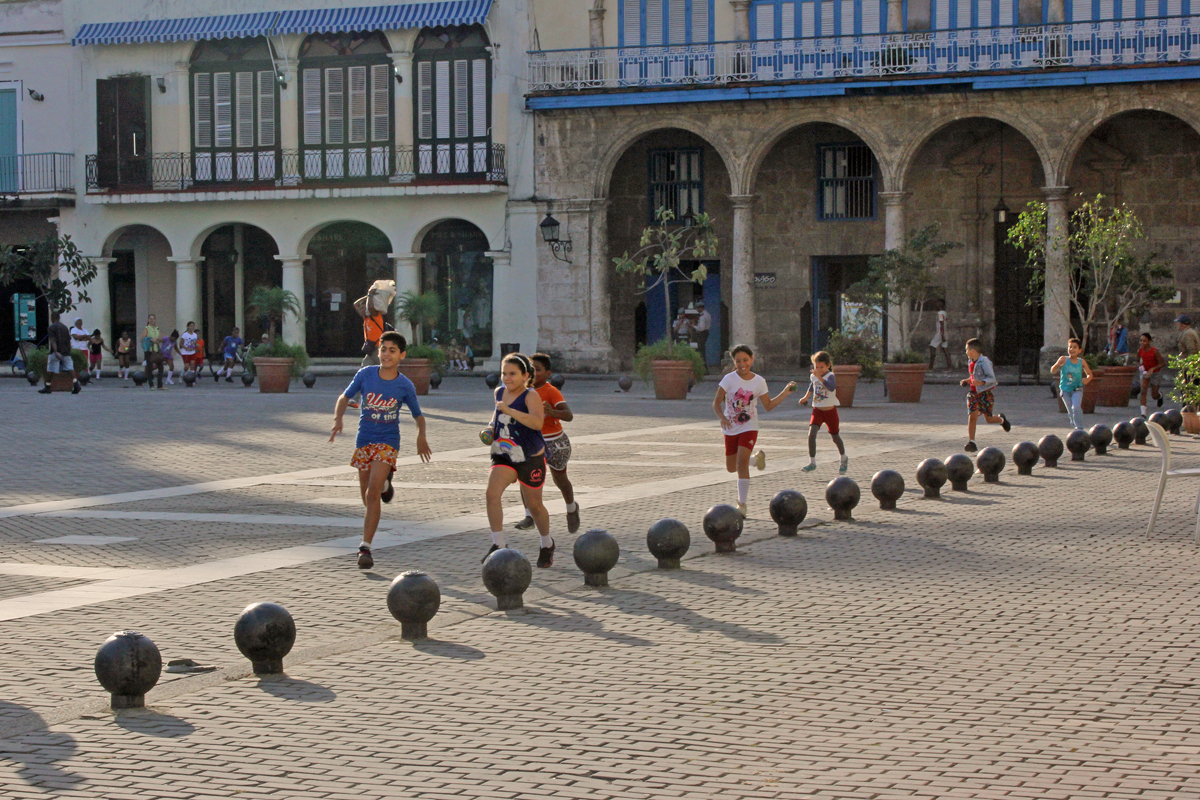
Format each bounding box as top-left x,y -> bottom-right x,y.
351,443 -> 398,471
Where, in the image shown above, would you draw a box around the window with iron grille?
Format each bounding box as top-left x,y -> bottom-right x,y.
413,25 -> 492,179
190,37 -> 280,184
648,149 -> 703,224
817,143 -> 876,220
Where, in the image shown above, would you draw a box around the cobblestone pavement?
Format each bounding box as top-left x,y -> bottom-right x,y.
1,374 -> 1199,799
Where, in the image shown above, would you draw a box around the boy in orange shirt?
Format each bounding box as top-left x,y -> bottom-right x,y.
515,353 -> 580,533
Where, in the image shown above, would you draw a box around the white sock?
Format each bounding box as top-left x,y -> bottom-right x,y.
490,531 -> 505,547
808,457 -> 816,466
1140,405 -> 1147,416
540,534 -> 553,548
566,501 -> 578,512
358,540 -> 369,550
737,478 -> 749,504
840,454 -> 848,463
523,507 -> 531,518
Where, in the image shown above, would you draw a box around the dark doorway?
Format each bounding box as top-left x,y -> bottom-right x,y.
306,223 -> 392,357
811,256 -> 871,350
420,220 -> 492,358
200,225 -> 280,355
638,260 -> 721,366
109,250 -> 137,346
992,219 -> 1043,365
96,77 -> 151,188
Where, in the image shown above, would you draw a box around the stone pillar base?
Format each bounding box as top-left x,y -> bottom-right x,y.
1040,345 -> 1068,380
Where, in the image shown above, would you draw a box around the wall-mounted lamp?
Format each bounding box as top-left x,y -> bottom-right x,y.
26,88 -> 43,102
156,76 -> 167,93
539,214 -> 572,263
276,69 -> 288,90
393,64 -> 403,85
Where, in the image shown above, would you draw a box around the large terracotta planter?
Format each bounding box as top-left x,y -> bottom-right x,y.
832,365 -> 862,409
398,358 -> 432,395
255,357 -> 294,393
882,363 -> 927,403
1098,365 -> 1137,407
1184,410 -> 1200,434
651,360 -> 693,400
1082,367 -> 1103,413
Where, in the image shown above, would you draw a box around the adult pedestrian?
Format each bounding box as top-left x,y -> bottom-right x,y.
1108,316 -> 1128,357
354,286 -> 389,367
1176,314 -> 1200,358
38,312 -> 81,395
69,318 -> 89,365
928,299 -> 952,370
141,314 -> 160,369
692,301 -> 712,362
671,308 -> 692,343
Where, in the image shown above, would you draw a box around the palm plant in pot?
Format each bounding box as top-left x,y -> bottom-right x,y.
245,285 -> 307,393
394,290 -> 445,394
614,206 -> 719,400
1169,353 -> 1200,434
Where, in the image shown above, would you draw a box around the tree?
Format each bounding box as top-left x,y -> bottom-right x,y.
846,223 -> 958,357
395,290 -> 443,345
246,285 -> 301,345
1006,193 -> 1171,351
0,235 -> 97,315
612,207 -> 719,339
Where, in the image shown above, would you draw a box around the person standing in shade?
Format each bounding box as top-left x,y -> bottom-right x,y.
692,301 -> 712,364
1108,316 -> 1129,357
1176,314 -> 1200,358
928,300 -> 952,370
1050,337 -> 1094,431
38,312 -> 81,395
69,318 -> 89,366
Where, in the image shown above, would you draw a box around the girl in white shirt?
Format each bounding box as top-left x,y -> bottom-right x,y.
798,351 -> 847,473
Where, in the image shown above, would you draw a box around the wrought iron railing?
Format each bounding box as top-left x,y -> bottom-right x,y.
85,144 -> 506,193
0,153 -> 73,194
528,16 -> 1200,92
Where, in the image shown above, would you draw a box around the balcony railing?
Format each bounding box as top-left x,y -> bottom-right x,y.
85,144 -> 506,193
528,16 -> 1200,92
0,153 -> 73,194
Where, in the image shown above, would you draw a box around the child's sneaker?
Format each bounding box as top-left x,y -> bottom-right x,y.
380,475 -> 394,504
802,463 -> 817,472
356,545 -> 373,570
566,505 -> 581,534
1000,413 -> 1011,432
481,543 -> 499,563
736,503 -> 747,517
536,539 -> 555,568
964,441 -> 978,452
753,450 -> 766,471
839,457 -> 849,474
513,515 -> 535,530
1158,395 -> 1165,408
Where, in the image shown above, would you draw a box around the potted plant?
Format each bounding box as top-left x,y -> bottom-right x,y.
633,339 -> 706,400
399,343 -> 446,395
395,290 -> 445,394
614,206 -> 719,398
1170,353 -> 1200,434
848,223 -> 958,404
246,285 -> 305,393
824,330 -> 882,409
25,347 -> 87,391
1091,351 -> 1133,408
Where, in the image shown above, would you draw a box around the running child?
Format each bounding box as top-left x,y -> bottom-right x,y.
713,344 -> 796,516
482,354 -> 555,567
1137,332 -> 1166,417
116,331 -> 134,380
161,331 -> 180,385
960,337 -> 1011,452
218,327 -> 243,382
798,351 -> 847,473
330,331 -> 431,570
86,329 -> 110,381
178,322 -> 203,382
514,353 -> 580,534
1050,337 -> 1094,430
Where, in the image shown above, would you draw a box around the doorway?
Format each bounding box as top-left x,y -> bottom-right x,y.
306,223 -> 392,357
992,219 -> 1043,365
638,260 -> 722,366
811,256 -> 871,350
420,220 -> 492,358
96,77 -> 150,188
199,225 -> 280,354
108,250 -> 137,346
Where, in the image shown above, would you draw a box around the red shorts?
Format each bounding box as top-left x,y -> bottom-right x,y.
184,354 -> 204,369
88,354 -> 102,368
724,430 -> 759,455
810,407 -> 840,434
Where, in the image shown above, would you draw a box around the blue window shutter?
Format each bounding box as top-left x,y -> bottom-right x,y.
0,89 -> 16,194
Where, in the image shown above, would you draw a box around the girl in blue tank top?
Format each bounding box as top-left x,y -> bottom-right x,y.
1050,337 -> 1094,431
481,354 -> 556,568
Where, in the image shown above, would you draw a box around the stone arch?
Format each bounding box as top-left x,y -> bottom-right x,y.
296,219 -> 396,257
101,224 -> 173,259
193,223 -> 282,349
896,110 -> 1055,192
1056,100 -> 1200,188
593,117 -> 738,198
741,114 -> 893,195
410,215 -> 502,254
188,221 -> 283,261
302,220 -> 396,357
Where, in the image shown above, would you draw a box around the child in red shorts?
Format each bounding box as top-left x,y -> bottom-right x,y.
713,344 -> 796,516
799,351 -> 847,473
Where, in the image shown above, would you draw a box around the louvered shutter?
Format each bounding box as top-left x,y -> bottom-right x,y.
692,0 -> 709,42
956,0 -> 972,26
647,0 -> 664,45
194,73 -> 212,148
214,72 -> 232,148
417,62 -> 432,139
471,59 -> 487,137
782,3 -> 797,36
821,0 -> 834,33
325,68 -> 344,145
936,0 -> 951,28
800,1 -> 815,36
863,0 -> 883,31
435,61 -> 450,139
623,0 -> 641,45
841,0 -> 853,33
454,60 -> 469,138
303,69 -> 322,145
347,66 -> 367,144
756,3 -> 774,38
257,71 -> 275,147
370,63 -> 390,142
669,0 -> 686,43
235,72 -> 253,148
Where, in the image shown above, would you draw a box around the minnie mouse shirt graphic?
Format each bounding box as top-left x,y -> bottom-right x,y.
718,372 -> 770,436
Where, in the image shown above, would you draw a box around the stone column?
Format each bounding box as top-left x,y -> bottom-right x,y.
589,7 -> 606,48
588,198 -> 611,351
389,50 -> 414,153
169,258 -> 201,332
275,255 -> 307,348
730,194 -> 757,350
88,257 -> 115,343
879,191 -> 910,354
1041,186 -> 1072,368
887,0 -> 904,31
389,252 -> 423,337
233,223 -> 245,334
731,0 -> 751,40
486,250 -> 513,364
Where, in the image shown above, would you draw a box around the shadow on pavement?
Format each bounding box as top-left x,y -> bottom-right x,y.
507,601 -> 655,647
575,589 -> 783,645
254,676 -> 337,703
412,639 -> 486,660
0,701 -> 81,788
115,708 -> 197,738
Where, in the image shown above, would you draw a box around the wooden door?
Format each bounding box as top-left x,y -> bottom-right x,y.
96,77 -> 150,188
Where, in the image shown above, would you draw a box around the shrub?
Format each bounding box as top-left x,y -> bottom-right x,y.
1170,353 -> 1200,411
404,343 -> 447,369
825,331 -> 882,381
632,339 -> 706,384
25,347 -> 86,378
245,341 -> 309,378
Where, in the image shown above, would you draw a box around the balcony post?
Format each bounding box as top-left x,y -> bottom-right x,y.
731,0 -> 751,41
275,255 -> 308,348
389,252 -> 424,337
879,191 -> 910,354
589,7 -> 606,48
1041,186 -> 1071,371
730,194 -> 757,351
169,257 -> 201,336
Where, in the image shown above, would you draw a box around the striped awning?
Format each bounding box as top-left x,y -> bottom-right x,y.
72,12 -> 278,46
273,1 -> 494,36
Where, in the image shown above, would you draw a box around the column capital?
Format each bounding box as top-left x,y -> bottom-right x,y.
274,254 -> 309,266
486,250 -> 511,265
878,191 -> 911,207
87,256 -> 116,267
1042,185 -> 1071,201
729,193 -> 757,209
167,257 -> 199,267
388,252 -> 425,262
588,7 -> 606,20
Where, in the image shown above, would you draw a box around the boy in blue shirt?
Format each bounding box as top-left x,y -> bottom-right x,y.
330,331 -> 432,568
217,327 -> 243,383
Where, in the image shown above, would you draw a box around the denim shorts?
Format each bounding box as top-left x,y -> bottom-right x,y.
46,352 -> 73,374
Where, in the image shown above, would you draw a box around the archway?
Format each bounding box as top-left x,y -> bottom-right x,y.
102,224 -> 174,346
606,128 -> 733,369
304,221 -> 393,357
196,225 -> 280,356
419,220 -> 492,358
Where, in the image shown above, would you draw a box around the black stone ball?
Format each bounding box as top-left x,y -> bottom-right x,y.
975,446 -> 1006,482
646,518 -> 690,568
428,371 -> 442,389
1088,424 -> 1113,455
1011,441 -> 1040,475
481,548 -> 532,610
241,372 -> 254,387
131,370 -> 146,386
687,378 -> 696,393
825,477 -> 860,521
1148,411 -> 1171,435
303,370 -> 317,388
77,370 -> 91,385
618,375 -> 633,392
1112,421 -> 1135,449
233,602 -> 296,675
1130,416 -> 1149,445
1065,428 -> 1091,461
916,458 -> 948,499
386,571 -> 441,626
24,370 -> 38,385
1166,407 -> 1184,435
769,490 -> 808,536
182,370 -> 196,386
573,529 -> 620,586
945,453 -> 974,491
870,470 -> 905,510
702,503 -> 743,553
550,373 -> 565,390
1039,434 -> 1065,467
94,630 -> 162,710
485,372 -> 500,390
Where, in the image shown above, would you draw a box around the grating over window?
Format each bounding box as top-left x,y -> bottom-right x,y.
818,144 -> 875,220
648,148 -> 703,223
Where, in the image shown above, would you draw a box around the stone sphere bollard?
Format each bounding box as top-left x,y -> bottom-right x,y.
1113,420 -> 1135,449
303,370 -> 317,388
825,477 -> 860,521
573,529 -> 620,587
77,370 -> 91,386
1166,407 -> 1184,435
1039,434 -> 1065,467
769,490 -> 808,536
94,630 -> 162,710
702,504 -> 744,553
24,370 -> 38,386
1131,416 -> 1149,445
976,446 -> 1006,482
182,370 -> 196,387
485,372 -> 500,390
428,372 -> 442,390
916,458 -> 947,499
234,602 -> 296,675
1148,411 -> 1172,435
1065,428 -> 1091,462
618,375 -> 633,392
646,518 -> 690,569
131,370 -> 146,386
870,470 -> 905,510
1089,424 -> 1113,455
945,453 -> 974,491
386,571 -> 440,640
550,373 -> 566,390
1011,441 -> 1040,476
481,548 -> 532,611
241,371 -> 254,387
